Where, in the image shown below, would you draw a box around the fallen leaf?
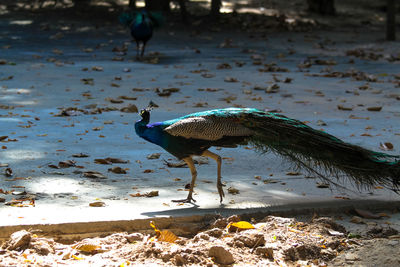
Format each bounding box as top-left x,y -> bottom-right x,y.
105,157 -> 129,164
354,208 -> 381,219
227,187 -> 239,195
337,105 -> 353,111
108,166 -> 127,174
89,201 -> 106,207
83,171 -> 106,179
379,142 -> 394,151
120,104 -> 138,113
227,221 -> 255,232
5,167 -> 13,177
72,153 -> 89,158
150,221 -> 178,243
147,153 -> 161,160
72,241 -> 100,252
367,106 -> 382,112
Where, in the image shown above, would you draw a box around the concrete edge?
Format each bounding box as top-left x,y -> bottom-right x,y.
1,199 -> 399,243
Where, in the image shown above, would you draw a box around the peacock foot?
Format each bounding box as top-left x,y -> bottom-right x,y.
171,196 -> 196,203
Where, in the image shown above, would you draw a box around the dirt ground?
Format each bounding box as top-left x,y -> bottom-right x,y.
1,0 -> 400,266
1,209 -> 400,266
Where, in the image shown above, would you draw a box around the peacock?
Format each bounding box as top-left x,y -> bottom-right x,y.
135,104 -> 400,203
119,10 -> 162,59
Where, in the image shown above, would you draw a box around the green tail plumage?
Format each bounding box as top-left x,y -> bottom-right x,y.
241,110 -> 400,191
118,10 -> 164,27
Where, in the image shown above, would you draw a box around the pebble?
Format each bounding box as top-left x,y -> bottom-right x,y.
345,253 -> 360,261
209,245 -> 235,265
126,233 -> 144,243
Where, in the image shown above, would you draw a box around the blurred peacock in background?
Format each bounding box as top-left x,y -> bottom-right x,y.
135,104 -> 400,203
119,10 -> 163,59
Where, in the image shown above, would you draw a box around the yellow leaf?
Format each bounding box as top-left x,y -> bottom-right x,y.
158,230 -> 178,243
150,221 -> 178,243
227,221 -> 255,231
72,242 -> 100,252
72,255 -> 84,260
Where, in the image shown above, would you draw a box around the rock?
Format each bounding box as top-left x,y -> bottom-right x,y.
345,253 -> 360,261
211,218 -> 228,229
350,216 -> 365,224
209,246 -> 235,265
126,233 -> 144,243
204,228 -> 223,238
313,217 -> 347,233
31,239 -> 54,255
367,226 -> 398,238
255,247 -> 274,259
234,231 -> 265,248
388,240 -> 399,246
227,215 -> 241,223
284,244 -> 321,261
4,230 -> 31,251
173,254 -> 187,266
193,233 -> 210,242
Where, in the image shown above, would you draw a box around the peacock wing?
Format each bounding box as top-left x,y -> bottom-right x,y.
164,115 -> 253,141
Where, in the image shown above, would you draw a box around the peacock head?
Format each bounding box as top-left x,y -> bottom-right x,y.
139,101 -> 158,122
139,108 -> 150,123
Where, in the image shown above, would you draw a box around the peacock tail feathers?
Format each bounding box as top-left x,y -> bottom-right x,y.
118,10 -> 164,28
240,109 -> 400,191
164,108 -> 400,191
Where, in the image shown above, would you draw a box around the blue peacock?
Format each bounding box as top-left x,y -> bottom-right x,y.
119,10 -> 162,59
135,104 -> 400,203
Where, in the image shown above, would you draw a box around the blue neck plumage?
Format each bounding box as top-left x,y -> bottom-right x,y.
135,115 -> 164,146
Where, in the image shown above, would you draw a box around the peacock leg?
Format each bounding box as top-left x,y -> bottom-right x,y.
141,41 -> 147,57
202,150 -> 225,202
172,156 -> 197,203
135,41 -> 140,60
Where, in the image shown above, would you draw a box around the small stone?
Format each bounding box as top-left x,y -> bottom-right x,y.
205,228 -> 223,238
255,247 -> 274,259
126,233 -> 144,243
345,253 -> 360,261
4,230 -> 31,250
173,254 -> 186,266
209,246 -> 235,265
234,231 -> 265,248
350,216 -> 365,224
388,240 -> 399,246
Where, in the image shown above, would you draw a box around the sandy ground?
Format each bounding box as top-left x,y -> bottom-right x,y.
0,0 -> 400,265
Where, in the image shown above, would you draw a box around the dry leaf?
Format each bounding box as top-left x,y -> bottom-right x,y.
337,105 -> 353,111
108,166 -> 127,174
367,106 -> 382,112
120,104 -> 138,113
227,187 -> 239,195
72,241 -> 100,253
227,221 -> 255,232
150,221 -> 178,243
89,201 -> 106,207
147,153 -> 161,160
83,171 -> 106,179
105,157 -> 129,164
379,142 -> 394,151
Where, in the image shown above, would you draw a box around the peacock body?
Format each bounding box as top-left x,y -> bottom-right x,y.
119,10 -> 161,58
135,107 -> 400,203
